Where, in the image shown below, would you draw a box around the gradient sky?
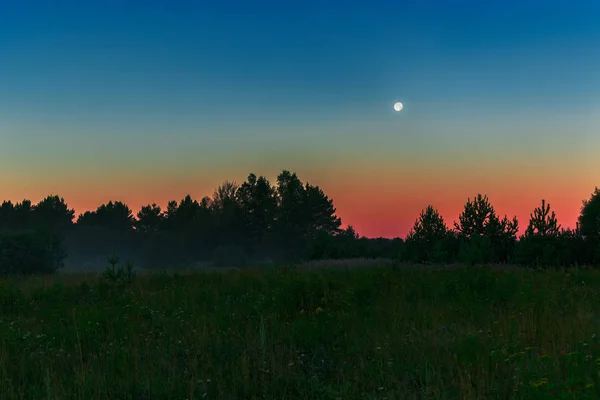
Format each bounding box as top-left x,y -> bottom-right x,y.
1,1 -> 599,238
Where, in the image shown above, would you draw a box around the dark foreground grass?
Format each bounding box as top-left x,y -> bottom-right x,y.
2,265 -> 600,399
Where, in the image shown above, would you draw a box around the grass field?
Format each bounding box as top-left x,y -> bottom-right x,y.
2,262 -> 600,399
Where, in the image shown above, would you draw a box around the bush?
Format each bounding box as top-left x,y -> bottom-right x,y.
102,254 -> 136,287
0,230 -> 66,275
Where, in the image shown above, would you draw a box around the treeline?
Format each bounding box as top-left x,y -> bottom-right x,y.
403,193 -> 600,267
0,170 -> 401,274
1,169 -> 599,275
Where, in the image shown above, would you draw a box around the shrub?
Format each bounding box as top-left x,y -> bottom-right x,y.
102,254 -> 136,287
0,230 -> 66,275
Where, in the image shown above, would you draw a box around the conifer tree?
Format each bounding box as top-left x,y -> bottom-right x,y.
524,199 -> 561,237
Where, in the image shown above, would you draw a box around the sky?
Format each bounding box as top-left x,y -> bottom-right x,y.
1,0 -> 599,238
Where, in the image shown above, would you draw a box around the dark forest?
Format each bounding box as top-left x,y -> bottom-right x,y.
1,170 -> 599,275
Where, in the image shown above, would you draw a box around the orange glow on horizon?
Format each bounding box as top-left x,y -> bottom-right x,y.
3,171 -> 593,239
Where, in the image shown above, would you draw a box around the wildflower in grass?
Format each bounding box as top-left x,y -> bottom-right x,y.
508,351 -> 524,360
530,378 -> 548,388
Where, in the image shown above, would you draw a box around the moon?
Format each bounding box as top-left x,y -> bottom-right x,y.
393,102 -> 403,112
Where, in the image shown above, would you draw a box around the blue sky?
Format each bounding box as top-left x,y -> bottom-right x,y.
1,0 -> 599,237
3,1 -> 599,122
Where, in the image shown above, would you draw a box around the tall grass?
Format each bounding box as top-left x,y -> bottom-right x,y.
1,265 -> 600,399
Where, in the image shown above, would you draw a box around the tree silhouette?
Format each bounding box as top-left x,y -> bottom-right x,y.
488,214 -> 519,240
164,195 -> 203,233
5,199 -> 34,231
454,194 -> 518,240
555,224 -> 587,266
136,204 -> 165,234
0,230 -> 66,275
516,199 -> 562,267
339,225 -> 359,241
0,201 -> 16,230
0,198 -> 67,274
455,194 -> 496,238
273,170 -> 309,258
212,181 -> 245,247
408,206 -> 448,243
306,225 -> 360,260
273,171 -> 341,259
161,195 -> 216,262
76,201 -> 135,232
32,195 -> 75,234
405,205 -> 451,263
578,187 -> 600,262
70,201 -> 137,265
454,194 -> 518,263
303,183 -> 342,238
579,187 -> 600,241
524,199 -> 560,237
237,173 -> 278,255
211,181 -> 239,212
6,168 -> 598,273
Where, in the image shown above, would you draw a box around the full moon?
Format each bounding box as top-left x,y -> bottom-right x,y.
393,102 -> 403,112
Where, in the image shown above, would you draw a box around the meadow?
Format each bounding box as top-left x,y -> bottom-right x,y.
2,261 -> 600,399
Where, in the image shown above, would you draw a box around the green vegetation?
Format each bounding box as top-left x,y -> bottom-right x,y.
3,263 -> 600,399
2,171 -> 600,397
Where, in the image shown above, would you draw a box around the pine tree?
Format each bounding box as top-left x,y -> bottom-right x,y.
525,199 -> 561,237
